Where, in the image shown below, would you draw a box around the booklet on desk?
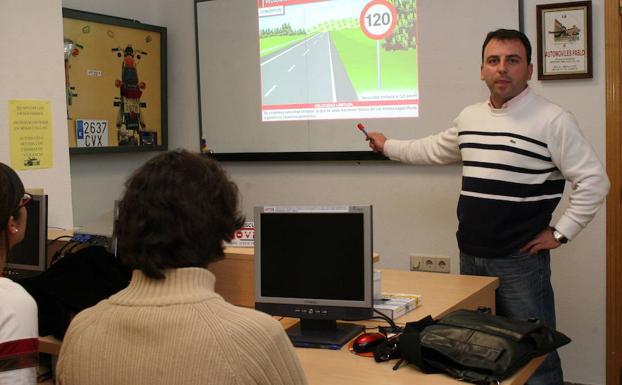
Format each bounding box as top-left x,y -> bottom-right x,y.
373,293 -> 422,320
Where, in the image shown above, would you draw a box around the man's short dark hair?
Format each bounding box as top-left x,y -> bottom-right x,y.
116,150 -> 245,280
482,29 -> 532,64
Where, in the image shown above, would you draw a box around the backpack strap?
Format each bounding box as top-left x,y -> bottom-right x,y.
396,315 -> 438,373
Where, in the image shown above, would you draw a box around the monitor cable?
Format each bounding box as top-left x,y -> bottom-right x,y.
372,309 -> 402,334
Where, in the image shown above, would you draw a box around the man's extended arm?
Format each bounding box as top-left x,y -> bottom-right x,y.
368,126 -> 462,165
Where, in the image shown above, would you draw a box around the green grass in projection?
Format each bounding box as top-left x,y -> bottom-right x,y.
330,28 -> 418,95
259,34 -> 307,57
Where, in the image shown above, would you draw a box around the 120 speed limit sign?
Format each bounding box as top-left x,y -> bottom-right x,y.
359,0 -> 398,40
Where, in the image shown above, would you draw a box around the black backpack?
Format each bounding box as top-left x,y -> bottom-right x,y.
18,245 -> 131,339
375,309 -> 571,384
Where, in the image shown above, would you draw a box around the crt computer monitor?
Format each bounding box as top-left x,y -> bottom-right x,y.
254,205 -> 373,348
5,194 -> 48,280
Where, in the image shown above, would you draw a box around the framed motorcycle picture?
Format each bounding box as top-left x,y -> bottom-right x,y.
62,8 -> 167,154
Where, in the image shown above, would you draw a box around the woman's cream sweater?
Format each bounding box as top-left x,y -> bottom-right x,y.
57,267 -> 307,385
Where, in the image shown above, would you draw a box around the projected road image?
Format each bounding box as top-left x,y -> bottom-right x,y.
258,0 -> 419,122
260,32 -> 357,106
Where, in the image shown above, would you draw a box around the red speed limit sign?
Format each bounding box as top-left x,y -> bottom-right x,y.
359,0 -> 398,40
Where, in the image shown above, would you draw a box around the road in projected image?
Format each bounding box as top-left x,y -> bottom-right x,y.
258,0 -> 419,122
260,32 -> 357,107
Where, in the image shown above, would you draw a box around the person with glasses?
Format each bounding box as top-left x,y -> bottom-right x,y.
56,150 -> 307,385
0,162 -> 38,385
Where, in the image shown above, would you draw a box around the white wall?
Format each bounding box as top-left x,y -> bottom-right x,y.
65,0 -> 607,383
0,0 -> 74,229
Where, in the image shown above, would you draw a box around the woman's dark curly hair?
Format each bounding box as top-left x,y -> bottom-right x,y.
115,150 -> 245,279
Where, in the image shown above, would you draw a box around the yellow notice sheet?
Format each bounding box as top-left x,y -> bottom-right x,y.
9,100 -> 53,170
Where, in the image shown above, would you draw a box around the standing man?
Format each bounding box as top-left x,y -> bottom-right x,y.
366,29 -> 609,385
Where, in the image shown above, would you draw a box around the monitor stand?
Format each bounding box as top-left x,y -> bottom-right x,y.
286,319 -> 363,349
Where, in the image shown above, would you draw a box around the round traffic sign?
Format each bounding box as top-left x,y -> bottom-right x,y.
359,0 -> 398,40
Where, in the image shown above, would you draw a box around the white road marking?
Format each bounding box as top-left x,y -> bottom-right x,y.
326,34 -> 337,102
302,48 -> 310,56
264,85 -> 277,97
288,65 -> 296,72
260,33 -> 322,67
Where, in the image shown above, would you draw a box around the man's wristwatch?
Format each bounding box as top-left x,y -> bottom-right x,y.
552,228 -> 568,244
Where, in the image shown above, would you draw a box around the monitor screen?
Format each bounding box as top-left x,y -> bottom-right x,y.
5,194 -> 48,279
254,205 -> 373,348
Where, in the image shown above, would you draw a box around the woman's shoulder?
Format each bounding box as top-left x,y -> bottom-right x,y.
0,278 -> 38,343
0,278 -> 37,313
196,299 -> 286,338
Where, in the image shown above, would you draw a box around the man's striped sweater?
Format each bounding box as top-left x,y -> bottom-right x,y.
384,88 -> 609,258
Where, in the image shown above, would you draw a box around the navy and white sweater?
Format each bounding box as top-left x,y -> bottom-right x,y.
384,88 -> 609,258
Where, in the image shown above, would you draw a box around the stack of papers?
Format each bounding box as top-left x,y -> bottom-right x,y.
373,292 -> 422,320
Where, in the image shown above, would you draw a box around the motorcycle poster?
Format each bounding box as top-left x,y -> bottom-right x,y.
62,9 -> 167,153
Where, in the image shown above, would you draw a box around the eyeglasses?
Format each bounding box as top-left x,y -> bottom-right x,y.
17,193 -> 32,209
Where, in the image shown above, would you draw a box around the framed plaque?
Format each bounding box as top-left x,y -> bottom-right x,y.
536,1 -> 592,80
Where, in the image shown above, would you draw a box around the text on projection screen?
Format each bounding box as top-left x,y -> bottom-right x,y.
258,0 -> 419,122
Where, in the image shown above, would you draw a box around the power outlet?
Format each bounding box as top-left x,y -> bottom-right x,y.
411,255 -> 451,273
422,257 -> 436,272
435,257 -> 450,273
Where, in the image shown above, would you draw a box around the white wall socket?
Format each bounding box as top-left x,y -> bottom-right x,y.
410,255 -> 451,273
435,257 -> 450,273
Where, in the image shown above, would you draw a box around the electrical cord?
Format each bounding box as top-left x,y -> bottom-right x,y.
49,241 -> 75,265
67,242 -> 86,254
46,235 -> 73,246
372,309 -> 402,334
341,312 -> 402,337
49,234 -> 104,265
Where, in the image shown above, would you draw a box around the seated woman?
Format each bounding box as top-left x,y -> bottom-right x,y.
0,162 -> 39,385
57,150 -> 307,385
